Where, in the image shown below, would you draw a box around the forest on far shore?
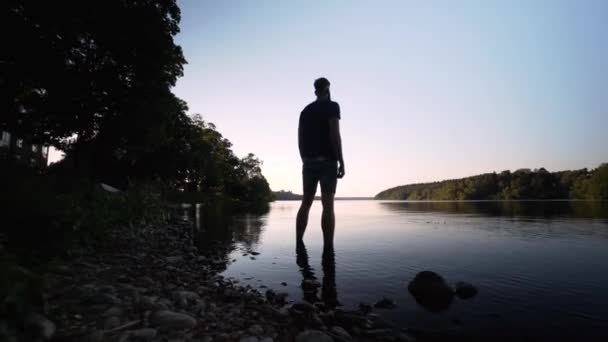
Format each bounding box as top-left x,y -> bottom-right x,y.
375,164 -> 608,201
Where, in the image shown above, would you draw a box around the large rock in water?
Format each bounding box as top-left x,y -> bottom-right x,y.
455,281 -> 478,299
408,271 -> 454,312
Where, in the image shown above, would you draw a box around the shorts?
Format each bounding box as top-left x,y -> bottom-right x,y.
302,159 -> 338,195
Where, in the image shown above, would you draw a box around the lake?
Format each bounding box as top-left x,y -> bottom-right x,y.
188,200 -> 608,340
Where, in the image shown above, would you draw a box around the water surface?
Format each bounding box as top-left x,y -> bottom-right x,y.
191,200 -> 608,340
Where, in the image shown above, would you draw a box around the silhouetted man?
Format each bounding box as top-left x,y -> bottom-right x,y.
296,77 -> 344,246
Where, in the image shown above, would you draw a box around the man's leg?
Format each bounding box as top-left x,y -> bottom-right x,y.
296,192 -> 315,241
321,192 -> 335,246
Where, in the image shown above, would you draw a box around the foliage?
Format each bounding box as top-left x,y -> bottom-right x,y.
0,166 -> 166,260
1,0 -> 273,207
375,164 -> 608,200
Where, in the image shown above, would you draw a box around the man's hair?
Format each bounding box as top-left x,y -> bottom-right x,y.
314,77 -> 330,91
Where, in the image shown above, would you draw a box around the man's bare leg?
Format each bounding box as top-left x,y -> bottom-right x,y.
296,193 -> 315,241
321,192 -> 335,246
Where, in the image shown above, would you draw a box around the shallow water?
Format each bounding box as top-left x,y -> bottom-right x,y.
191,200 -> 608,339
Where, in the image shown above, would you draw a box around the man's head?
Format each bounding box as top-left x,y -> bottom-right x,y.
314,77 -> 331,100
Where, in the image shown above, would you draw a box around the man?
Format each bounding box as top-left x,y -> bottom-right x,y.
296,77 -> 345,246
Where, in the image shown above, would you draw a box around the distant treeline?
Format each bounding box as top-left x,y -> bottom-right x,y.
272,190 -> 373,201
375,164 -> 608,200
273,190 -> 303,201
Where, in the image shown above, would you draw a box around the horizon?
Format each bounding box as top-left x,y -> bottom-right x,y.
51,0 -> 608,197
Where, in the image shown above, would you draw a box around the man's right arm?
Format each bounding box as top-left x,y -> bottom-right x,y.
329,118 -> 345,178
298,119 -> 304,161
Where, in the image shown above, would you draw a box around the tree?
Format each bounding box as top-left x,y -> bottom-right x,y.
1,0 -> 185,170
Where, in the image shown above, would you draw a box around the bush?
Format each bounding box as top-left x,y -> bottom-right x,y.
0,166 -> 166,261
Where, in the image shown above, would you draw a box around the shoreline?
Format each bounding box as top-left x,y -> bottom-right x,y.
10,221 -> 427,342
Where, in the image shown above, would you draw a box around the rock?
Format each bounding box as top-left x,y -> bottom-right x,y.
396,332 -> 417,341
454,281 -> 478,299
280,282 -> 287,286
359,302 -> 373,314
374,297 -> 396,309
296,330 -> 334,342
104,316 -> 121,330
130,328 -> 157,341
102,306 -> 124,317
408,271 -> 454,312
139,296 -> 157,309
85,330 -> 105,342
265,289 -> 276,302
151,310 -> 196,330
24,313 -> 56,339
117,283 -> 140,300
83,293 -> 121,305
259,338 -> 273,342
310,313 -> 325,329
171,290 -> 200,302
247,324 -> 264,335
99,285 -> 116,294
330,326 -> 352,341
365,328 -> 395,339
51,264 -> 72,275
166,256 -> 182,263
239,337 -> 259,342
292,302 -> 315,312
250,251 -> 260,256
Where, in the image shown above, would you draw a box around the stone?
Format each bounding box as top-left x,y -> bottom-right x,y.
104,316 -> 121,330
166,256 -> 183,263
139,296 -> 157,309
259,338 -> 273,342
130,328 -> 157,341
454,281 -> 478,299
171,290 -> 200,302
365,329 -> 394,339
99,285 -> 116,294
151,310 -> 196,330
102,306 -> 123,317
85,330 -> 105,342
24,313 -> 56,339
296,330 -> 334,342
359,303 -> 373,314
117,283 -> 140,299
84,293 -> 121,305
247,324 -> 264,335
280,282 -> 287,286
51,265 -> 72,275
396,332 -> 417,341
407,271 -> 454,312
239,337 -> 259,342
292,302 -> 315,312
374,297 -> 396,309
330,326 -> 352,341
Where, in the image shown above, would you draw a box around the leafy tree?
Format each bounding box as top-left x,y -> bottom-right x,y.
376,164 -> 608,201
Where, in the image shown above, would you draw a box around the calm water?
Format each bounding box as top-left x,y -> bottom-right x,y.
189,201 -> 608,340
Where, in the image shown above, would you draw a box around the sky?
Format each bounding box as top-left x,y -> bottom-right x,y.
168,0 -> 608,197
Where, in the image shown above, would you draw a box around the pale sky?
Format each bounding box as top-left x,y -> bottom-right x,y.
172,1 -> 606,196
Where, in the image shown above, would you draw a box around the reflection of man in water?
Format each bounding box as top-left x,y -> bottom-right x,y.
296,240 -> 339,307
296,77 -> 345,245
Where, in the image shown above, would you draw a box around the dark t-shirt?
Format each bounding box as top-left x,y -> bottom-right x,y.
299,99 -> 341,161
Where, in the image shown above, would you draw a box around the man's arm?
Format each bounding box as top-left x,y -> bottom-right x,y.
298,121 -> 304,161
329,118 -> 345,178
